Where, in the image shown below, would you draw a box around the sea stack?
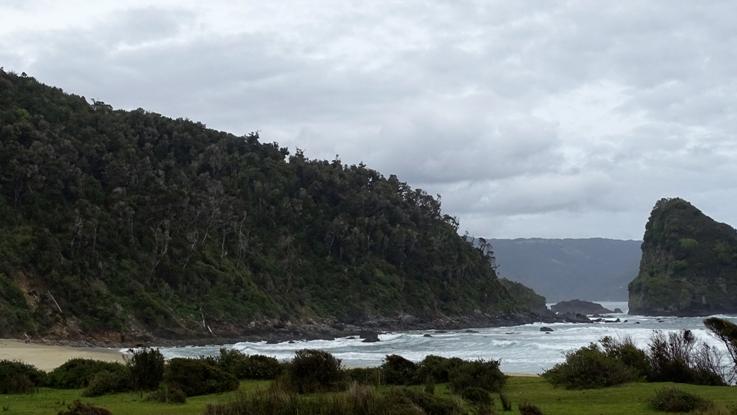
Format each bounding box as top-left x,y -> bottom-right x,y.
628,198 -> 737,316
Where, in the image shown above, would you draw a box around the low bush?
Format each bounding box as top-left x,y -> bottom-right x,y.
146,383 -> 187,404
499,392 -> 512,411
57,400 -> 112,415
382,354 -> 418,385
203,385 -> 463,415
461,386 -> 491,406
345,367 -> 383,385
649,387 -> 713,412
286,349 -> 344,393
128,348 -> 164,390
518,403 -> 543,415
214,349 -> 283,380
448,359 -> 505,393
82,369 -> 132,397
648,331 -> 725,386
164,358 -> 238,396
0,360 -> 46,394
542,343 -> 640,389
416,355 -> 464,384
48,359 -> 128,389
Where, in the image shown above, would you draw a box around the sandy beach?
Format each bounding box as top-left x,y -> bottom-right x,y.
0,339 -> 125,371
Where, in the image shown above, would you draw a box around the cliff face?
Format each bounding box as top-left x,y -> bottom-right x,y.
628,198 -> 737,316
0,71 -> 552,343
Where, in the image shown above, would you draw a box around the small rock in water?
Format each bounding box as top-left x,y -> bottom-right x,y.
360,330 -> 380,343
464,329 -> 479,333
539,326 -> 554,332
423,334 -> 432,337
614,308 -> 624,313
266,339 -> 280,344
635,321 -> 641,324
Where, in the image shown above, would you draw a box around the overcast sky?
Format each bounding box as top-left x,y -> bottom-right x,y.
2,1 -> 736,240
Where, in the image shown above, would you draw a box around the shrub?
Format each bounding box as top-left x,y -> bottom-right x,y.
649,388 -> 713,412
57,400 -> 112,415
461,386 -> 491,406
386,388 -> 465,415
448,359 -> 505,393
164,358 -> 238,396
499,392 -> 512,411
345,367 -> 383,386
82,369 -> 132,397
648,331 -> 725,385
542,343 -> 639,389
382,355 -> 417,385
519,403 -> 543,415
146,383 -> 187,404
416,355 -> 464,383
0,360 -> 46,394
286,349 -> 344,393
48,359 -> 128,389
600,336 -> 650,378
214,349 -> 283,380
128,348 -> 164,390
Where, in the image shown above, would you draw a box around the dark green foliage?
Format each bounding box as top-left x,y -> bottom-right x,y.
128,348 -> 164,390
600,336 -> 650,379
382,354 -> 418,385
47,359 -> 128,389
82,370 -> 132,397
203,385 -> 463,415
163,358 -> 238,396
647,331 -> 725,386
704,317 -> 737,374
518,403 -> 543,415
499,392 -> 512,411
345,367 -> 383,386
57,400 -> 112,415
461,387 -> 491,406
448,360 -> 505,393
146,383 -> 187,404
649,388 -> 712,412
629,198 -> 737,316
0,71 -> 543,339
214,349 -> 282,380
286,349 -> 344,393
416,355 -> 464,384
0,360 -> 45,394
542,342 -> 640,389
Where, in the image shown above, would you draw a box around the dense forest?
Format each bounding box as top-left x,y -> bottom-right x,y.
0,71 -> 548,342
629,198 -> 737,316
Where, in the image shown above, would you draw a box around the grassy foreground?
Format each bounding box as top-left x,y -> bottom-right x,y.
0,377 -> 735,415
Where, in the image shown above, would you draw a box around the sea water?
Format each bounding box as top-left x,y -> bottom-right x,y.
152,302 -> 737,374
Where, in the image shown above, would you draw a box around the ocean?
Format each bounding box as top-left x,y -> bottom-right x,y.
152,302 -> 737,374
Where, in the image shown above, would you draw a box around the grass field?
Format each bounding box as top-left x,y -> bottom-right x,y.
0,377 -> 734,415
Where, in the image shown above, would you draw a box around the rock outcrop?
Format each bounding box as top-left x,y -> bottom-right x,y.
628,198 -> 737,316
551,299 -> 613,315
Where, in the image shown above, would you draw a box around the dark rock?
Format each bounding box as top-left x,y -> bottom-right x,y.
464,329 -> 479,333
539,326 -> 554,332
423,334 -> 432,337
559,312 -> 591,323
266,339 -> 280,344
614,308 -> 624,313
360,330 -> 380,343
551,299 -> 613,315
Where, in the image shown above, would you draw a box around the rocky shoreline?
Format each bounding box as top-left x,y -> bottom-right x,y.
26,311 -> 565,349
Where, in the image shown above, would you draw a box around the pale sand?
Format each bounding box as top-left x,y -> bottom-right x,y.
0,339 -> 125,371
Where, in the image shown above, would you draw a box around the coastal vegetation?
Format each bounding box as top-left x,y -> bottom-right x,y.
0,70 -> 548,342
629,198 -> 737,316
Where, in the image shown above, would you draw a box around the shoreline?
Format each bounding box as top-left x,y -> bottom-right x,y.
0,339 -> 125,371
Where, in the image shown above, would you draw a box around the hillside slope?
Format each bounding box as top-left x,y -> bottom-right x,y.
0,71 -> 550,343
628,198 -> 737,316
471,238 -> 641,301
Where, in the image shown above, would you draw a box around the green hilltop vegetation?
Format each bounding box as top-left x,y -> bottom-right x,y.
629,198 -> 737,316
0,70 -> 547,342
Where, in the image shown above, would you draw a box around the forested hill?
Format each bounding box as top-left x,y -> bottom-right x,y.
629,198 -> 737,316
0,71 -> 549,343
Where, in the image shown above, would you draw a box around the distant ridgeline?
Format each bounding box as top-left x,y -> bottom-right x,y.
468,237 -> 641,301
629,198 -> 737,316
0,71 -> 549,342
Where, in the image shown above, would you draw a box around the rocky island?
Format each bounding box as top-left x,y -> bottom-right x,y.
551,299 -> 614,315
629,198 -> 737,316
